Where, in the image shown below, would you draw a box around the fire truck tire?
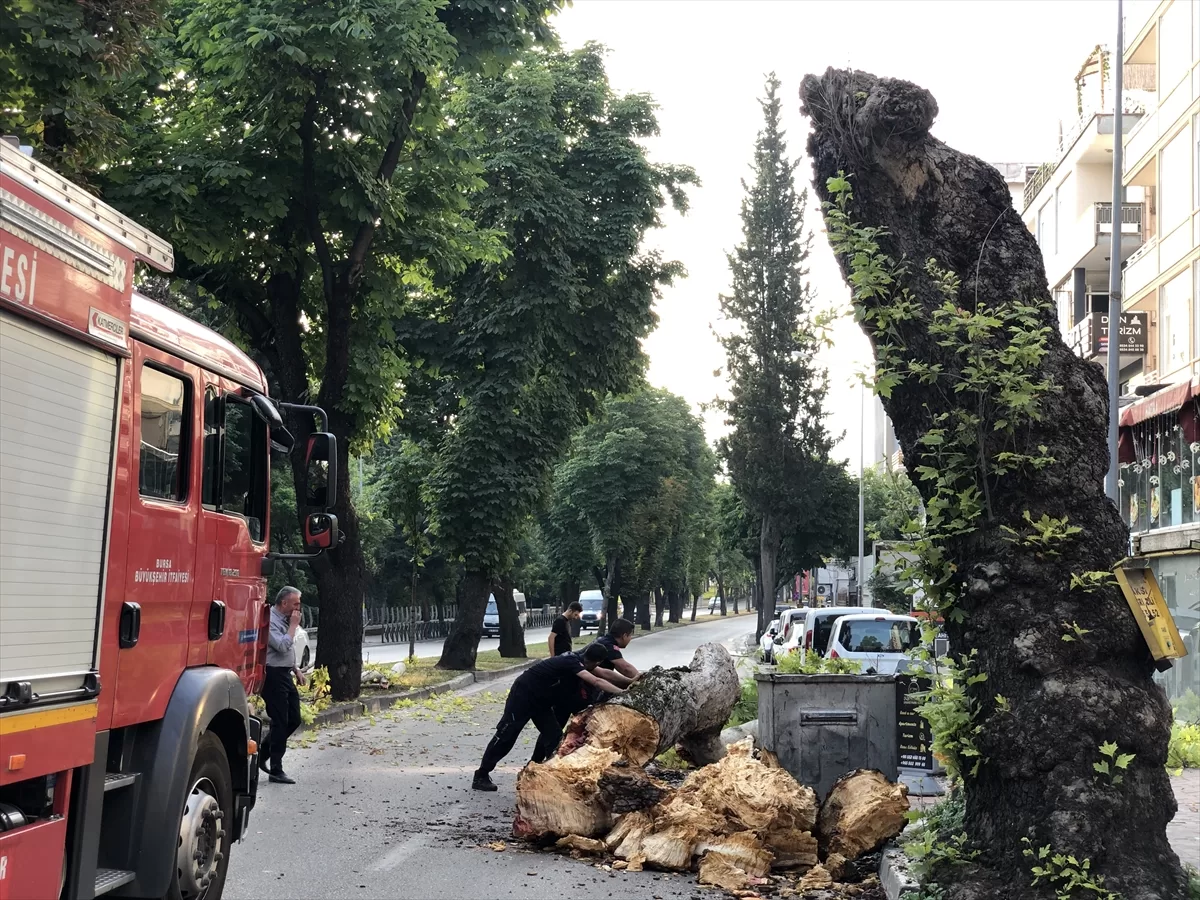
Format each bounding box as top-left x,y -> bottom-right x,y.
167,733 -> 233,900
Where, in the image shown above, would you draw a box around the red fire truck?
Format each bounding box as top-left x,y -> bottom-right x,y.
0,140 -> 339,899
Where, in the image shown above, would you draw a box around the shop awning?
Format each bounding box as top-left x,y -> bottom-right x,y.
1119,376 -> 1200,428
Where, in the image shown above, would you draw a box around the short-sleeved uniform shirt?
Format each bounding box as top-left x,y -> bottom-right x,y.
514,653 -> 586,701
550,615 -> 573,655
593,634 -> 624,670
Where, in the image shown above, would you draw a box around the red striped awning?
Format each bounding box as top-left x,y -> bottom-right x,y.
1119,376 -> 1200,428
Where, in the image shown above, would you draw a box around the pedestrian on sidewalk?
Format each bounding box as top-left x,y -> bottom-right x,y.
473,644 -> 627,792
258,586 -> 308,785
549,601 -> 584,656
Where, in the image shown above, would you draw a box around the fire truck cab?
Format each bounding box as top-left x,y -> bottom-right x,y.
0,140 -> 337,899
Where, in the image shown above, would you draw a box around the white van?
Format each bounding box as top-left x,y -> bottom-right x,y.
481,591 -> 528,637
827,613 -> 922,674
578,589 -> 606,631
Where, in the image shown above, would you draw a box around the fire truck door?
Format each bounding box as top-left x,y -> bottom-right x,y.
113,347 -> 200,727
198,378 -> 269,688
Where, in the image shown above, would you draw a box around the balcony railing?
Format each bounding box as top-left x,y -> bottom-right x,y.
1095,202 -> 1143,227
1023,162 -> 1057,211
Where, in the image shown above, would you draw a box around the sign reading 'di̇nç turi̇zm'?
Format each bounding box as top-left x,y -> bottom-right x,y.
1095,311 -> 1148,355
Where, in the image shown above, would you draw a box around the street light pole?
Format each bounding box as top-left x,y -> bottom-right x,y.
858,382 -> 866,603
1106,0 -> 1125,502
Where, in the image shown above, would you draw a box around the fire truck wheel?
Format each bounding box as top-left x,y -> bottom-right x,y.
169,733 -> 233,900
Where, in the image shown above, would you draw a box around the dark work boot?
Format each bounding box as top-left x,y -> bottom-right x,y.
268,770 -> 296,785
472,771 -> 497,792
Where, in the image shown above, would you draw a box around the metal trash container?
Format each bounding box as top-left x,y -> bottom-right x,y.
756,672 -> 899,800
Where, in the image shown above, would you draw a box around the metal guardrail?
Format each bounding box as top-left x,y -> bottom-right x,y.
302,603 -> 555,645
1023,161 -> 1057,211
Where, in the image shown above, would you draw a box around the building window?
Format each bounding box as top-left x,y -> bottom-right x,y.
1160,125 -> 1192,233
1160,266 -> 1193,374
1038,199 -> 1055,253
139,365 -> 189,501
1158,0 -> 1194,98
1055,172 -> 1073,255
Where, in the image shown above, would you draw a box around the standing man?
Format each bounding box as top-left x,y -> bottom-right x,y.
549,601 -> 583,656
473,644 -> 626,792
258,586 -> 308,785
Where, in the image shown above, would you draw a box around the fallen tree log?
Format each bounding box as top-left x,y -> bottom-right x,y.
514,644 -> 739,840
561,642 -> 740,767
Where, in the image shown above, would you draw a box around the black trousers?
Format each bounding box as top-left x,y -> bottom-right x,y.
477,685 -> 563,776
260,666 -> 301,772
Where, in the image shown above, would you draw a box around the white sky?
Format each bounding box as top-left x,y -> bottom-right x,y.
554,0 -> 1142,469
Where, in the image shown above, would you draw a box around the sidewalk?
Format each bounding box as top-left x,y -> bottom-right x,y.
1170,769 -> 1199,868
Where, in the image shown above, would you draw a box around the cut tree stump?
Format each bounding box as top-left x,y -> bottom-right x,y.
816,769 -> 909,860
563,642 -> 740,767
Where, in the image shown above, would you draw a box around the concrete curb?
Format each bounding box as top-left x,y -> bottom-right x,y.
879,843 -> 920,900
297,660 -> 537,732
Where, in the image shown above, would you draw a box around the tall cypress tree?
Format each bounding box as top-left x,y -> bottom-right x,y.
718,74 -> 835,638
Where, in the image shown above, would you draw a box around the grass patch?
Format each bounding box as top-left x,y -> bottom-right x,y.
474,645 -> 551,671
655,748 -> 690,771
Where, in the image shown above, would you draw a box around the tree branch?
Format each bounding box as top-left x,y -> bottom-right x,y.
298,86 -> 336,304
346,70 -> 428,282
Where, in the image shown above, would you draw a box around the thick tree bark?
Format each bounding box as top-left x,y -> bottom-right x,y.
717,573 -> 728,616
437,568 -> 490,670
666,589 -> 681,624
689,591 -> 698,622
801,68 -> 1185,899
759,515 -> 779,639
637,592 -> 652,631
622,593 -> 638,624
602,553 -> 620,637
495,576 -> 526,659
654,587 -> 665,627
306,432 -> 366,700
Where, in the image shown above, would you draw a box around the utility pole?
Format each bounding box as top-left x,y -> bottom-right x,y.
858,382 -> 866,603
1106,0 -> 1125,501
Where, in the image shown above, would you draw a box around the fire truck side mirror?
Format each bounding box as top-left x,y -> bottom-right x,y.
303,512 -> 340,552
304,433 -> 338,510
250,393 -> 294,451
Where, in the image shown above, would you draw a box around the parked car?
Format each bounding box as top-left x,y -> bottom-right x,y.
759,619 -> 781,661
578,590 -> 606,631
708,595 -> 724,613
797,606 -> 878,660
772,608 -> 809,660
481,591 -> 528,638
293,624 -> 313,671
827,613 -> 923,674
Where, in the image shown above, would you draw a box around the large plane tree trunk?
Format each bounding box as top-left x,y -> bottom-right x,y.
495,576 -> 526,659
437,568 -> 490,670
801,68 -> 1184,900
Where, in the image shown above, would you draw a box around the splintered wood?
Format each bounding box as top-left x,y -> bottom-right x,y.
816,769 -> 910,860
513,643 -> 909,893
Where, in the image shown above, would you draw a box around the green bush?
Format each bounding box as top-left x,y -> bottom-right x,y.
1169,720 -> 1200,771
726,679 -> 759,728
1173,689 -> 1200,724
1186,864 -> 1199,899
775,652 -> 863,675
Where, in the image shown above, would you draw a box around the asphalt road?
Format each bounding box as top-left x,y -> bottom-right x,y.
226,615 -> 755,900
319,607 -> 735,665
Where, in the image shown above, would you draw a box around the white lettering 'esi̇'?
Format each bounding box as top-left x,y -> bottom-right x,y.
0,243 -> 36,306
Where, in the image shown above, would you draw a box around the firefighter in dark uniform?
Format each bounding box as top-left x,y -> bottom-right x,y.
552,618 -> 642,727
472,643 -> 626,792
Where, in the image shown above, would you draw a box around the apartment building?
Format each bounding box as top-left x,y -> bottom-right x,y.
1022,3 -> 1198,703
